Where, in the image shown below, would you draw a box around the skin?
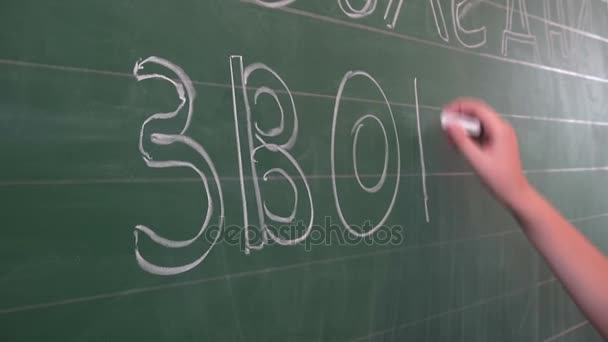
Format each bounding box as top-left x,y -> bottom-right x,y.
443,98 -> 608,339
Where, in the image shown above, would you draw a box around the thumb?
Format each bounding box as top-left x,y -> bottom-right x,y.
446,124 -> 484,166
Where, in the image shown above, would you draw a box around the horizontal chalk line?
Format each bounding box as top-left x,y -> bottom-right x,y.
428,166 -> 608,177
570,212 -> 608,223
0,210 -> 604,316
4,166 -> 608,186
502,113 -> 608,126
0,58 -> 411,108
2,58 -> 608,127
544,320 -> 589,342
0,173 -> 419,187
0,228 -> 522,315
243,1 -> 608,84
351,278 -> 555,342
524,166 -> 608,174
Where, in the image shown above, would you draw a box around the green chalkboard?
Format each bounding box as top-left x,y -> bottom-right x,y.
1,0 -> 607,340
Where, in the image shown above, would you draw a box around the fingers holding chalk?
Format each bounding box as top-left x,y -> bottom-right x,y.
443,98 -> 503,136
441,111 -> 482,138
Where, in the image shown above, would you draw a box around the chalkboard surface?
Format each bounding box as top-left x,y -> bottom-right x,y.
1,0 -> 607,341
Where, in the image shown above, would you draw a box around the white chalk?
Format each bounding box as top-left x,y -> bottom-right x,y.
441,111 -> 482,137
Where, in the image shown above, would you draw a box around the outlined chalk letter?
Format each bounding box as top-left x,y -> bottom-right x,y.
543,0 -> 569,61
571,0 -> 593,56
132,57 -> 224,276
452,0 -> 487,48
254,0 -> 296,8
384,0 -> 405,29
502,0 -> 540,60
230,56 -> 314,253
331,71 -> 401,237
430,0 -> 450,42
337,0 -> 378,18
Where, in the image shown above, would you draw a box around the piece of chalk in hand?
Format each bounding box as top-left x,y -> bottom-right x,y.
441,111 -> 482,137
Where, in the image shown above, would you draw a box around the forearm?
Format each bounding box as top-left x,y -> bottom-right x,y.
509,185 -> 608,338
443,98 -> 608,336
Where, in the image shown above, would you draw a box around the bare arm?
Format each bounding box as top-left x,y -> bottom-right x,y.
443,98 -> 608,339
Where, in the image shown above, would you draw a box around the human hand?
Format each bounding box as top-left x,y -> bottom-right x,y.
443,98 -> 530,207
